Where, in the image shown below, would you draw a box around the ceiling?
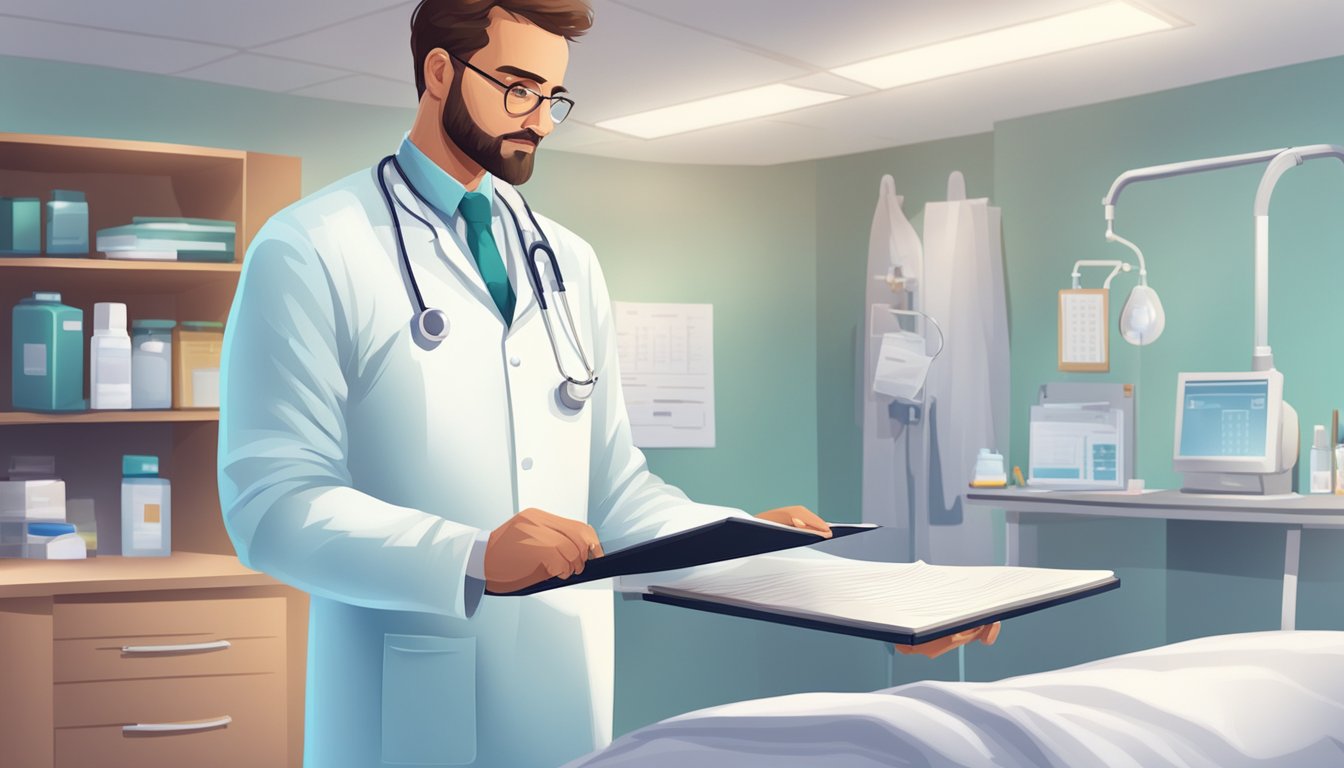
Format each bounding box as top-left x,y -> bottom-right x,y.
3,0 -> 1344,165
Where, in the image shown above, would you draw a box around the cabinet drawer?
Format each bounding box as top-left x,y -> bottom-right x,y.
54,595 -> 284,640
55,672 -> 285,768
55,634 -> 284,683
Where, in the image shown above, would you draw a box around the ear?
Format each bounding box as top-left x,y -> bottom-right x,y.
422,48 -> 453,101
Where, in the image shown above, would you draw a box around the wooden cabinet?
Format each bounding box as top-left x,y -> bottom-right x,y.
0,134 -> 307,767
51,595 -> 287,768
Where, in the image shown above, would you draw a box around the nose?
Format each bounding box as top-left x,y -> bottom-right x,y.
527,103 -> 555,138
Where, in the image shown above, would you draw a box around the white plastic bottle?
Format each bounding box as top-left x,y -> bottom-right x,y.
91,302 -> 132,410
1310,425 -> 1331,494
121,454 -> 170,557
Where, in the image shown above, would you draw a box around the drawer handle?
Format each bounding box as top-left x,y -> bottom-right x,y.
121,640 -> 232,654
123,715 -> 233,734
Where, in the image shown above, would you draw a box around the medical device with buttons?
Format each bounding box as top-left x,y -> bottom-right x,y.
1173,370 -> 1298,495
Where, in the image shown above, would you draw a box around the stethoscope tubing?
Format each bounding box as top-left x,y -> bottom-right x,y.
377,155 -> 598,394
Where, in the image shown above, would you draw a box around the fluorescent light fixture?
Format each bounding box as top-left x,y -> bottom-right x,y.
596,84 -> 844,140
831,1 -> 1174,89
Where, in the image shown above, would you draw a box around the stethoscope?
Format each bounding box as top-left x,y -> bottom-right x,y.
375,155 -> 598,411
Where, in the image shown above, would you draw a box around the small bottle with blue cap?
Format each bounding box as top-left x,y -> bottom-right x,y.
121,454 -> 171,557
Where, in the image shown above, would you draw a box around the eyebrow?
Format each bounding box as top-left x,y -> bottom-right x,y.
496,65 -> 569,95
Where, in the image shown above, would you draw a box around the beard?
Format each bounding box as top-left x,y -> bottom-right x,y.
442,72 -> 540,186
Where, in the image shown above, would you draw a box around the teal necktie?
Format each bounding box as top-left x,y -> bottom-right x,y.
458,191 -> 515,325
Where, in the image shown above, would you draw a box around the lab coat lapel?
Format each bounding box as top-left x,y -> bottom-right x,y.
386,172 -> 496,310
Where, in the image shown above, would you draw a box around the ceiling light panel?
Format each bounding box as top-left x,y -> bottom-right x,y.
596,84 -> 844,139
613,0 -> 1089,70
832,1 -> 1174,89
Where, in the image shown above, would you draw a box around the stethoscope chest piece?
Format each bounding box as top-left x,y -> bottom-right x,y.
558,379 -> 597,412
414,307 -> 450,348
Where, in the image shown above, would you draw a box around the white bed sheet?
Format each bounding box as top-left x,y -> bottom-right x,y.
565,631 -> 1344,768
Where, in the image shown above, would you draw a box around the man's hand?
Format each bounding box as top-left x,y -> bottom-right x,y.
484,508 -> 605,593
896,622 -> 1001,659
755,505 -> 833,537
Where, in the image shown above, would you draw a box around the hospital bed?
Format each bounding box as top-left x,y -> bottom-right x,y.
564,630 -> 1344,768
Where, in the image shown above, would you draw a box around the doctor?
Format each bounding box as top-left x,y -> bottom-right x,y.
219,2 -> 994,766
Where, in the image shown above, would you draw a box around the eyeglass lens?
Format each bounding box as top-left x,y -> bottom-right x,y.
504,84 -> 572,123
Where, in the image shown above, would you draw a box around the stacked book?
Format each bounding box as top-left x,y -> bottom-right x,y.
97,217 -> 236,262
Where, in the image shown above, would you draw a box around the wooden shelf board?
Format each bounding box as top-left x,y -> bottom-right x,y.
0,551 -> 279,598
0,410 -> 219,426
0,257 -> 240,272
0,133 -> 245,175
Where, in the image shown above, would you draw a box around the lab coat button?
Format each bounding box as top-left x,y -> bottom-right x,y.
509,356 -> 521,367
521,458 -> 534,470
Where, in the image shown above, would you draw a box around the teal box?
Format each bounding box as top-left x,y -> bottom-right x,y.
11,292 -> 85,412
122,454 -> 160,477
1,197 -> 41,254
46,190 -> 89,255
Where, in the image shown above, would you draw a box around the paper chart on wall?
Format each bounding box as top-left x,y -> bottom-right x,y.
614,302 -> 715,448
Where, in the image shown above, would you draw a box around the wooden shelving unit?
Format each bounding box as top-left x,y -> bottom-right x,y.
0,410 -> 219,425
0,132 -> 305,768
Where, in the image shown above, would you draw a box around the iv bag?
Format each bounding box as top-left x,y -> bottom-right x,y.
873,331 -> 933,402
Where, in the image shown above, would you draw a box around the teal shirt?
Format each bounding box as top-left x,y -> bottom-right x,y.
394,135 -> 494,226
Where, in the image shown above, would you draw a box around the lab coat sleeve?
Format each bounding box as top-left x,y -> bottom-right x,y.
582,249 -> 753,551
218,219 -> 482,619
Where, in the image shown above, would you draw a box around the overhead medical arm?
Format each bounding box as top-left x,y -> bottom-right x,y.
1250,145 -> 1344,370
1102,148 -> 1287,284
1101,144 -> 1344,369
1071,259 -> 1132,289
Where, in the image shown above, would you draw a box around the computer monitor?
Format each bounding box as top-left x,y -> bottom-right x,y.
1173,370 -> 1298,494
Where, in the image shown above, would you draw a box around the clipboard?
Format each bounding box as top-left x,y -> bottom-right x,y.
487,518 -> 878,596
640,576 -> 1120,645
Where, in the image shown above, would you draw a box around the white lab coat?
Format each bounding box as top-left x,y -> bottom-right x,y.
218,161 -> 746,768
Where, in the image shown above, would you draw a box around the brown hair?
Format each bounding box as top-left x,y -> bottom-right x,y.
410,0 -> 593,98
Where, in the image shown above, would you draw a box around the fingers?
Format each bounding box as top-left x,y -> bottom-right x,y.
790,507 -> 832,537
980,622 -> 1002,646
895,624 -> 1000,659
546,518 -> 601,574
757,506 -> 834,537
538,548 -> 573,580
519,509 -> 602,578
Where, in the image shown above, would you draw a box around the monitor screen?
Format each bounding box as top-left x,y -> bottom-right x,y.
1179,379 -> 1269,458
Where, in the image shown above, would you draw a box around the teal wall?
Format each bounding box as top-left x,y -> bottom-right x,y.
992,55 -> 1344,649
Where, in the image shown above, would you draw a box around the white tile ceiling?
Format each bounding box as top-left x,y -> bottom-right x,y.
3,0 -> 1344,165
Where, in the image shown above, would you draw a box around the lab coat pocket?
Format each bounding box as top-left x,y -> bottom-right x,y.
381,633 -> 477,766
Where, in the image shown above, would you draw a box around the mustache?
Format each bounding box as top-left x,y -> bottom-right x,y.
501,130 -> 542,146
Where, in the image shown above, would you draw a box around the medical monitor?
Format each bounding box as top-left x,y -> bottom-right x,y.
1173,370 -> 1297,494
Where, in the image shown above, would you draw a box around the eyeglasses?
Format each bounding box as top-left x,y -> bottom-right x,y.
451,54 -> 574,124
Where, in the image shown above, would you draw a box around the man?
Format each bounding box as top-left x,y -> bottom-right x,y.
219,2 -> 995,766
